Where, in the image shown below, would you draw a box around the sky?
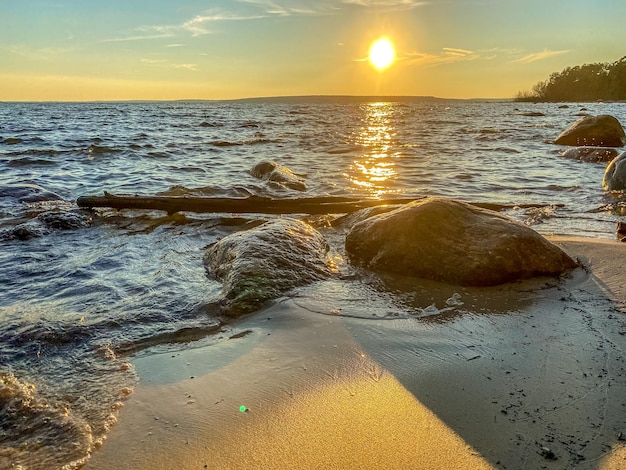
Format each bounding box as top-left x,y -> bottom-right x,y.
1,0 -> 625,101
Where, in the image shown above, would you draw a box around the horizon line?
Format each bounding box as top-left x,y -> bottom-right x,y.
0,94 -> 513,104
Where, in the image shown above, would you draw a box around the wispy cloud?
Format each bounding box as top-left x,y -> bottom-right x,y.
141,58 -> 198,71
103,25 -> 176,43
182,11 -> 267,36
341,0 -> 429,9
403,47 -> 551,67
105,0 -> 431,44
2,44 -> 74,60
511,49 -> 570,64
237,0 -> 428,16
405,47 -> 481,66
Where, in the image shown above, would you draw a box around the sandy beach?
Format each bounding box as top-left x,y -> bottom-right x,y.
86,237 -> 626,470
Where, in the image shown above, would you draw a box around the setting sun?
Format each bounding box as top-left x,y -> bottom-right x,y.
369,38 -> 395,71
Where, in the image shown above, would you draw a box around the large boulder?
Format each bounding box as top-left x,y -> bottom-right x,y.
602,151 -> 626,191
345,198 -> 578,287
561,147 -> 619,163
249,160 -> 307,191
204,218 -> 333,316
554,115 -> 626,147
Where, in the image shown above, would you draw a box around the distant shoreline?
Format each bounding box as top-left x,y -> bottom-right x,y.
0,95 -> 512,104
223,95 -> 481,104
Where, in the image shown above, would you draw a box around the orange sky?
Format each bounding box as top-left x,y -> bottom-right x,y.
1,1 -> 624,101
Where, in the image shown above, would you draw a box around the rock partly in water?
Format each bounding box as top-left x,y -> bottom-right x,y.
0,183 -> 64,203
1,210 -> 91,241
249,160 -> 307,191
602,151 -> 626,191
554,114 -> 626,147
204,218 -> 333,316
561,147 -> 620,163
37,210 -> 91,230
345,198 -> 578,287
1,223 -> 47,241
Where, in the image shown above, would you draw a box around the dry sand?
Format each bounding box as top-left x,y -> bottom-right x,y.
87,237 -> 626,470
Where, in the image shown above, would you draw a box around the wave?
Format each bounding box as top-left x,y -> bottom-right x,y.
87,144 -> 122,154
209,140 -> 243,147
327,146 -> 363,155
199,121 -> 223,128
0,183 -> 64,203
0,372 -> 98,470
2,137 -> 23,145
7,157 -> 57,166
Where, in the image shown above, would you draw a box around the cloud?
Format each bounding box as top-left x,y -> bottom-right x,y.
405,47 -> 481,66
237,0 -> 428,15
511,49 -> 570,64
404,47 -> 548,68
182,11 -> 267,36
103,26 -> 176,43
106,0 -> 433,44
2,44 -> 73,61
340,0 -> 429,9
141,58 -> 198,71
442,47 -> 475,57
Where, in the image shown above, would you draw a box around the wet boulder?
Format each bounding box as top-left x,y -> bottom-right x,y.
37,210 -> 91,230
249,160 -> 307,191
561,147 -> 619,163
554,115 -> 626,147
602,151 -> 626,191
0,223 -> 46,241
0,183 -> 64,203
204,218 -> 333,316
345,198 -> 578,287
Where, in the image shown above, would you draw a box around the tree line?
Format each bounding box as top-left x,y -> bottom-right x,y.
515,56 -> 626,102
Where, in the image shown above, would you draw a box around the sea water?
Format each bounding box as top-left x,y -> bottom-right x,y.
1,99 -> 625,468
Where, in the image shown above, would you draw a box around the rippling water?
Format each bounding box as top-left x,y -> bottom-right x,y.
1,99 -> 625,468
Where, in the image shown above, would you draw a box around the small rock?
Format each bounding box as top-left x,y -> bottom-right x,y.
249,160 -> 307,191
538,447 -> 558,460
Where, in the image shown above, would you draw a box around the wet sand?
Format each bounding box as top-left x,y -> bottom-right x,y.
87,237 -> 626,470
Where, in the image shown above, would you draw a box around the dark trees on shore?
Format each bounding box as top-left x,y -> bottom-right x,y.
516,56 -> 626,102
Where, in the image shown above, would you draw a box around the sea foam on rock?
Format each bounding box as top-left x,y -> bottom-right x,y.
554,114 -> 626,147
345,198 -> 578,287
602,151 -> 626,191
204,218 -> 333,316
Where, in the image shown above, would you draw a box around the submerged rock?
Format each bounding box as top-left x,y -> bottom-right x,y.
204,218 -> 333,316
1,210 -> 91,241
0,183 -> 64,203
554,114 -> 626,147
345,198 -> 578,287
1,223 -> 46,241
37,210 -> 91,230
602,151 -> 626,191
561,147 -> 619,163
249,160 -> 307,191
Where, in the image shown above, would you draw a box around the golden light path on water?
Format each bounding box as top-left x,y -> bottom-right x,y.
346,102 -> 399,198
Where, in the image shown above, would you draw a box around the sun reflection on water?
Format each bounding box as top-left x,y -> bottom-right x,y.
345,102 -> 399,197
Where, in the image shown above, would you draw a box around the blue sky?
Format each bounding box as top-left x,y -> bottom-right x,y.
1,0 -> 624,100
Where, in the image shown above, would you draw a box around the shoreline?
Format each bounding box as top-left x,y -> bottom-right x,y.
87,237 -> 626,469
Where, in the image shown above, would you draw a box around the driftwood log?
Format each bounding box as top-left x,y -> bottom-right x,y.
76,192 -> 561,215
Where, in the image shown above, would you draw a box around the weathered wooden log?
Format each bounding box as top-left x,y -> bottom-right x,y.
76,192 -> 561,215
